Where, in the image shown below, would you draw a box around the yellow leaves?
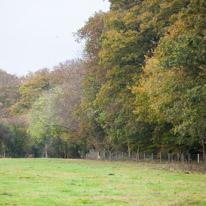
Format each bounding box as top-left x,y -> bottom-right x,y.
60,133 -> 72,140
143,57 -> 160,74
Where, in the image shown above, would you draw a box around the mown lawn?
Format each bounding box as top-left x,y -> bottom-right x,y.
0,159 -> 205,206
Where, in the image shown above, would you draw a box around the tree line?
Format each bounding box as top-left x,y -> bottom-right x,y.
0,0 -> 205,159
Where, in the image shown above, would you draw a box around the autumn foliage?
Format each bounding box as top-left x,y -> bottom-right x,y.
0,0 -> 205,158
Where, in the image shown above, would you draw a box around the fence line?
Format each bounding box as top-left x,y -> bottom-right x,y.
85,151 -> 206,164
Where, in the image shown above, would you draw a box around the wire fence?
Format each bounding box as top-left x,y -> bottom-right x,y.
85,151 -> 206,164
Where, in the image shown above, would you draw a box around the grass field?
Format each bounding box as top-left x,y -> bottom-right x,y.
0,159 -> 205,206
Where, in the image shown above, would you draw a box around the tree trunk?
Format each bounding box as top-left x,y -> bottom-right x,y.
97,151 -> 101,160
45,143 -> 48,158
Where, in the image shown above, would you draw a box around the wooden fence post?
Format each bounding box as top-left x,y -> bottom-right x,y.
144,153 -> 145,162
160,152 -> 162,163
197,154 -> 200,164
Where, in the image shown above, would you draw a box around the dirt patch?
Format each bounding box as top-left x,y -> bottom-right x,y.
0,193 -> 13,196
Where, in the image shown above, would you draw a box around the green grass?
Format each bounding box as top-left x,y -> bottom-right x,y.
0,159 -> 205,206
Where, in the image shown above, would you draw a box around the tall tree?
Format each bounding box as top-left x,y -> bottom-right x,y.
93,0 -> 190,153
10,69 -> 51,114
133,0 -> 206,155
76,12 -> 108,152
27,60 -> 84,157
0,70 -> 20,118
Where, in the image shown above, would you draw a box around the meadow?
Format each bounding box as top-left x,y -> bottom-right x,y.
0,159 -> 205,206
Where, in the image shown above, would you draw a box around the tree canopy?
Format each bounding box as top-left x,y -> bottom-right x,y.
0,0 -> 205,159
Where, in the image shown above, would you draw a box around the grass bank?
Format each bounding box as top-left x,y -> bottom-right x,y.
0,159 -> 205,205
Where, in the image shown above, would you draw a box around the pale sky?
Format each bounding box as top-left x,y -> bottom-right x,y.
0,0 -> 110,76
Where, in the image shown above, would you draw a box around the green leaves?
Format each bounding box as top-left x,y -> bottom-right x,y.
10,69 -> 51,114
2,0 -> 205,157
133,0 -> 206,153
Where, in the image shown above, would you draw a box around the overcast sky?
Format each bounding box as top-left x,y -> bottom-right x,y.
0,0 -> 110,76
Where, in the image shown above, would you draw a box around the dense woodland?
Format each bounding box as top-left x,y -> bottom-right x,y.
0,0 -> 205,159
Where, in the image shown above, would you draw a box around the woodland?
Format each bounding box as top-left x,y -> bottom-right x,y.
0,0 -> 205,160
